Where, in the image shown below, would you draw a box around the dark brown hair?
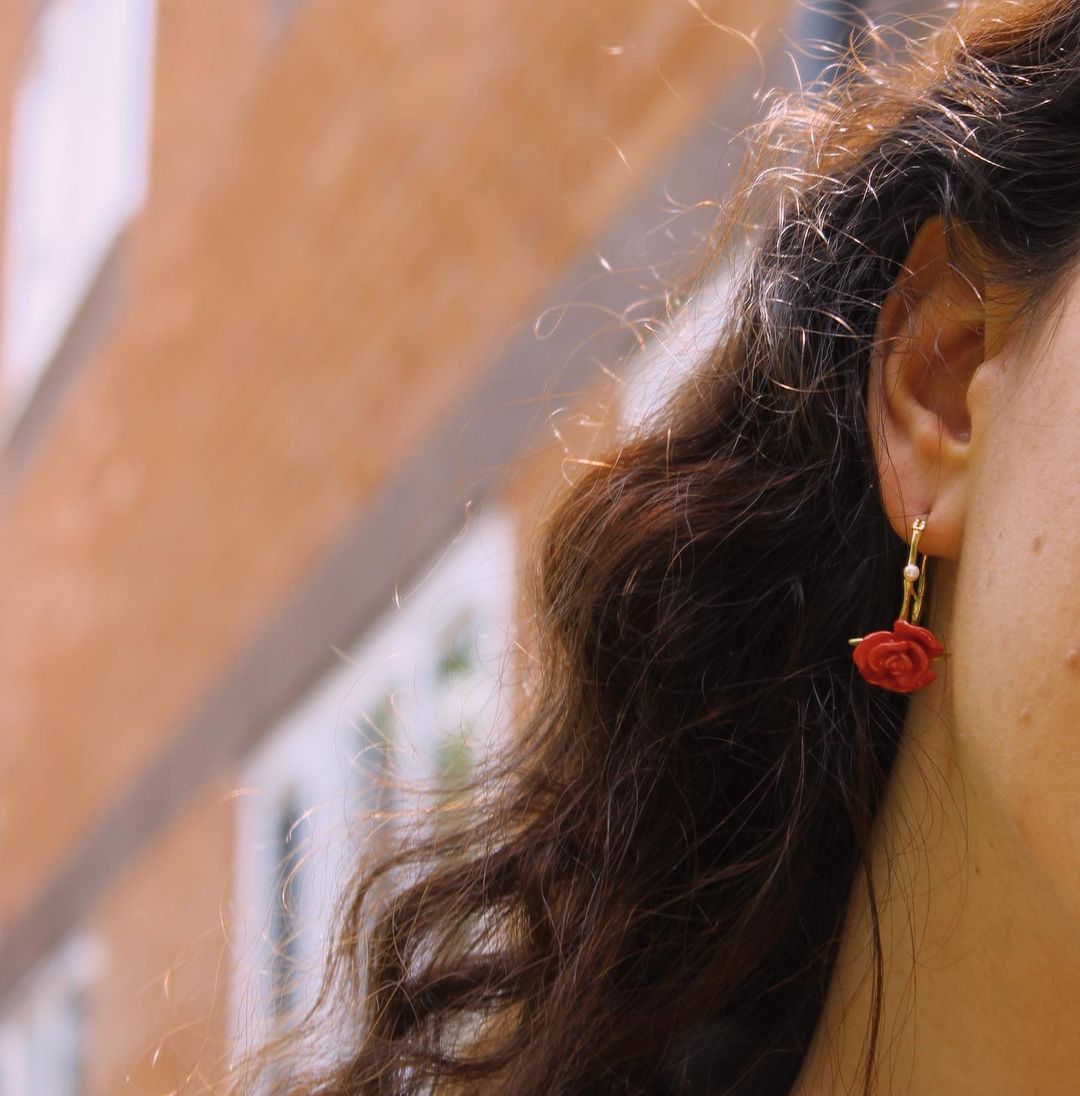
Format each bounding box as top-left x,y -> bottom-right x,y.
242,2 -> 1080,1092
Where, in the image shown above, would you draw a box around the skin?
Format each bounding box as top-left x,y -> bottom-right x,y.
792,221 -> 1080,1094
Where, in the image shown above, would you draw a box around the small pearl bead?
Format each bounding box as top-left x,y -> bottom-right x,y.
903,563 -> 921,582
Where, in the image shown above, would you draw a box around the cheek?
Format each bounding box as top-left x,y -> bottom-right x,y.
949,350 -> 1080,898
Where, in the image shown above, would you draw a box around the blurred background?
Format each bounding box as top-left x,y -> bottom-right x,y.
0,1 -> 940,1093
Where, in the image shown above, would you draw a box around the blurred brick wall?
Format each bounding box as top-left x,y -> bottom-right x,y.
0,0 -> 789,1089
86,782 -> 233,1096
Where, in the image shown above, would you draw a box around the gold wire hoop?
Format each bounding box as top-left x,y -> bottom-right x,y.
848,516 -> 930,647
900,517 -> 929,625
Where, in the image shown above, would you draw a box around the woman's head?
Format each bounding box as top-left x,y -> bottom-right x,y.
247,2 -> 1080,1092
867,204 -> 1080,927
839,0 -> 1080,932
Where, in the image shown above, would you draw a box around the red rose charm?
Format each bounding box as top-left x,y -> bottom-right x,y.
851,618 -> 945,693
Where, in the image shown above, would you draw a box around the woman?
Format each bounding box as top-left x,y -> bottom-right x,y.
253,0 -> 1080,1092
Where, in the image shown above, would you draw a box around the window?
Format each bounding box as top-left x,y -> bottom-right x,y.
0,936 -> 100,1096
2,0 -> 156,428
432,607 -> 486,816
266,792 -> 308,1021
230,507 -> 516,1056
348,688 -> 400,845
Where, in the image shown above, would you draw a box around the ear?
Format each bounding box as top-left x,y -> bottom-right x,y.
868,217 -> 987,560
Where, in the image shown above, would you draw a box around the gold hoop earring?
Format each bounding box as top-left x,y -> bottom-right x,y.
848,517 -> 946,693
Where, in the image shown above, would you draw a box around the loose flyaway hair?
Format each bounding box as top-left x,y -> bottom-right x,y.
237,2 -> 1080,1093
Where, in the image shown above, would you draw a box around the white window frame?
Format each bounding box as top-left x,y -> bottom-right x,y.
1,0 -> 157,431
0,934 -> 103,1096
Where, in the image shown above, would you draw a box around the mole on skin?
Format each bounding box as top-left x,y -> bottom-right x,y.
1064,647 -> 1080,670
1032,535 -> 1044,554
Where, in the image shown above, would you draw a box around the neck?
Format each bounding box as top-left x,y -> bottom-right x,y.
792,678 -> 1080,1094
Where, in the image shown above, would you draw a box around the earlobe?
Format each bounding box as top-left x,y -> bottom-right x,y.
868,218 -> 985,561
